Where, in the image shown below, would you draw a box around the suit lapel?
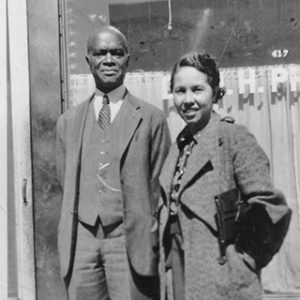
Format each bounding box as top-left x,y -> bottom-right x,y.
117,93 -> 142,161
71,95 -> 93,163
69,95 -> 94,210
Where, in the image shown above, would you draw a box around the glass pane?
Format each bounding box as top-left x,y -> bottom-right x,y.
61,0 -> 300,108
110,0 -> 299,70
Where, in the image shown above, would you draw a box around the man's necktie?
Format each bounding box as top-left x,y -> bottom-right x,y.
98,94 -> 111,131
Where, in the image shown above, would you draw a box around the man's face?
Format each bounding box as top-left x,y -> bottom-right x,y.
86,30 -> 129,92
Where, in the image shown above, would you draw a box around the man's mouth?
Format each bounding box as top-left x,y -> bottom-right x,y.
102,69 -> 118,76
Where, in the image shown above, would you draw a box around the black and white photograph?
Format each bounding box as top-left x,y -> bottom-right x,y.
3,0 -> 300,299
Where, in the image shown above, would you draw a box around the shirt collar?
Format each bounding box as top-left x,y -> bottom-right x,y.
177,126 -> 195,151
95,85 -> 126,103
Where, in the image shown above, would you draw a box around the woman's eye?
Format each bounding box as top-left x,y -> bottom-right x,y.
193,87 -> 203,93
174,88 -> 185,94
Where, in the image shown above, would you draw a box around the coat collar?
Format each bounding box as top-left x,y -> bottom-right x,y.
71,94 -> 94,165
159,112 -> 221,201
179,113 -> 220,193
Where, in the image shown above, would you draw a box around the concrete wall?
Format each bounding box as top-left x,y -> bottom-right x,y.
27,0 -> 65,299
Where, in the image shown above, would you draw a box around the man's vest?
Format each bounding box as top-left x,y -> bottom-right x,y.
78,101 -> 124,227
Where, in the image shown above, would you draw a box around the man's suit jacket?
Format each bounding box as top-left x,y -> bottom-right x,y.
56,91 -> 171,279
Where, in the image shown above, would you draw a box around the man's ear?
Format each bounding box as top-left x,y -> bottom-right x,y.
126,54 -> 130,67
85,55 -> 90,67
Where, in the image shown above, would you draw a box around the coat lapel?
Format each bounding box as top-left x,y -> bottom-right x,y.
117,93 -> 142,161
67,94 -> 94,216
159,113 -> 221,204
70,95 -> 93,167
179,113 -> 220,194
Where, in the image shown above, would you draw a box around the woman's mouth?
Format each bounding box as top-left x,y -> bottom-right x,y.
183,109 -> 197,116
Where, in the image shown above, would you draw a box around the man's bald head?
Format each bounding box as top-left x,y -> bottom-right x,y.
87,26 -> 129,55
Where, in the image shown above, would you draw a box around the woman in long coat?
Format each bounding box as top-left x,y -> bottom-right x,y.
158,52 -> 291,300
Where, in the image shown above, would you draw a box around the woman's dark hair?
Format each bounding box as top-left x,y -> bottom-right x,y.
170,52 -> 225,101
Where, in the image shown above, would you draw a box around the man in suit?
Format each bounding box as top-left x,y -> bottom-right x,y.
56,25 -> 171,300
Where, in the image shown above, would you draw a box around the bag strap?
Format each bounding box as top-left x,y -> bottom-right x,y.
217,116 -> 235,194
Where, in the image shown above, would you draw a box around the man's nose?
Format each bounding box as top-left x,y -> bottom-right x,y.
104,52 -> 113,63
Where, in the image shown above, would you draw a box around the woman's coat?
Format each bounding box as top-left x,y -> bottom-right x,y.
158,112 -> 290,300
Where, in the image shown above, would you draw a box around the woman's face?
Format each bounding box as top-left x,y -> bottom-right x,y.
173,66 -> 215,133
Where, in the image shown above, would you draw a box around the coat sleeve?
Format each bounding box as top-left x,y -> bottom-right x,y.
230,124 -> 291,270
231,124 -> 288,209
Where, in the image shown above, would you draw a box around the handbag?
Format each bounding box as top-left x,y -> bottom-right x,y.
214,188 -> 245,265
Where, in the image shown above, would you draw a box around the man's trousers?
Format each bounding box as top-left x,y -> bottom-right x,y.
66,219 -> 159,300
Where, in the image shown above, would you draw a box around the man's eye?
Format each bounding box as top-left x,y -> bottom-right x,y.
110,49 -> 125,57
95,50 -> 107,56
94,49 -> 125,57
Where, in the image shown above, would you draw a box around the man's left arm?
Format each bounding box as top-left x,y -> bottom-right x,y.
150,113 -> 171,205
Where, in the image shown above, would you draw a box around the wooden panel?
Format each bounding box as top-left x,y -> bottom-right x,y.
8,0 -> 36,299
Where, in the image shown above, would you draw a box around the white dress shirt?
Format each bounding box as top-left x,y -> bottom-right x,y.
93,85 -> 126,123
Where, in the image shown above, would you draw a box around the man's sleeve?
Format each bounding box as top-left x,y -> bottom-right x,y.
150,112 -> 171,202
151,113 -> 171,178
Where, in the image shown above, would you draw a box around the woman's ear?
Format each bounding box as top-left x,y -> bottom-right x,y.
213,87 -> 226,103
212,87 -> 220,103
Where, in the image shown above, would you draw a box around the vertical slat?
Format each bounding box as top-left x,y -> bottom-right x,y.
0,0 -> 8,298
58,0 -> 68,113
8,0 -> 36,298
